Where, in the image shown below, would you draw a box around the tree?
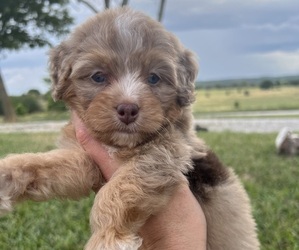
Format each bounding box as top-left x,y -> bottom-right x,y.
0,0 -> 73,122
27,89 -> 41,96
260,80 -> 274,90
0,71 -> 15,121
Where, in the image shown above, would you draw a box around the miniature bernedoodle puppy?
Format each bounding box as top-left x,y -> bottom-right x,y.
0,7 -> 259,250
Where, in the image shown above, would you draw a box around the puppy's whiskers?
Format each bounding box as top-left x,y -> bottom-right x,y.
136,121 -> 169,142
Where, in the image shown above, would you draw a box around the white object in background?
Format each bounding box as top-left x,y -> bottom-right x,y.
275,127 -> 299,155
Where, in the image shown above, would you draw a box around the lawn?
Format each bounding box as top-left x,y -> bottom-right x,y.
0,132 -> 298,250
0,111 -> 70,124
193,86 -> 299,115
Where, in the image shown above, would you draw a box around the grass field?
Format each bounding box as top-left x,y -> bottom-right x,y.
0,132 -> 298,250
193,86 -> 299,115
0,111 -> 70,124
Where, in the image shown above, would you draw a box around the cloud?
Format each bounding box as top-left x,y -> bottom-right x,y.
0,48 -> 50,95
242,16 -> 299,31
163,0 -> 299,31
175,27 -> 299,80
1,48 -> 48,68
2,66 -> 49,96
247,50 -> 299,75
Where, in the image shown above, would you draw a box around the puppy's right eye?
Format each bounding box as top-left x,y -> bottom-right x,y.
91,72 -> 106,83
147,73 -> 160,85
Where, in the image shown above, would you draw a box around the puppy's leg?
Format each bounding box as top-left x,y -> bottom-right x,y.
85,163 -> 185,250
0,149 -> 102,215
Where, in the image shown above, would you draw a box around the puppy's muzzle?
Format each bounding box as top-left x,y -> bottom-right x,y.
117,103 -> 139,125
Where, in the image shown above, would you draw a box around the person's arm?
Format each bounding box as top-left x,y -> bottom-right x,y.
73,113 -> 207,250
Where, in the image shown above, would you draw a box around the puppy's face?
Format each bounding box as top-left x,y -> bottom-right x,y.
50,8 -> 198,148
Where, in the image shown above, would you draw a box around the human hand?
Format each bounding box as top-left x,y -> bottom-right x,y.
72,112 -> 118,181
72,112 -> 207,250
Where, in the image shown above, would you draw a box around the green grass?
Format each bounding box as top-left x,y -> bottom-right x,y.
193,86 -> 299,114
0,111 -> 70,123
0,132 -> 298,249
16,111 -> 70,122
0,133 -> 58,156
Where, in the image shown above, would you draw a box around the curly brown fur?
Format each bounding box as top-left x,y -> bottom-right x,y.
0,7 -> 259,250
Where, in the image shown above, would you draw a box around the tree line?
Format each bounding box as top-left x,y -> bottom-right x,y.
0,89 -> 66,117
196,78 -> 299,90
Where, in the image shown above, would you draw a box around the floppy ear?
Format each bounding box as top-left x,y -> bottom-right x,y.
177,49 -> 199,107
49,43 -> 73,101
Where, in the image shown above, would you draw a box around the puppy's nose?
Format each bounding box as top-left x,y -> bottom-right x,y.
117,103 -> 139,125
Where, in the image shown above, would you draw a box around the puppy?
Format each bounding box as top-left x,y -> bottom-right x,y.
0,7 -> 259,250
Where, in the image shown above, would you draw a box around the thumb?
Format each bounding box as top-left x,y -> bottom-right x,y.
72,111 -> 118,181
72,111 -> 93,147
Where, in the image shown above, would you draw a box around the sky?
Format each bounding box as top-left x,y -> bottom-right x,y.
1,0 -> 299,95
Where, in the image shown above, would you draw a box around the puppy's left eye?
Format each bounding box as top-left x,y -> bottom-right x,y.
91,72 -> 106,83
147,73 -> 160,85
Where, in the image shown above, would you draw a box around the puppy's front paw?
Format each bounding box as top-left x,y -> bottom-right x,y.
85,232 -> 142,250
0,164 -> 35,216
0,172 -> 15,215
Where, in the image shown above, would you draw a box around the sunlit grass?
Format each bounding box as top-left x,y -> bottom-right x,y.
0,111 -> 70,123
0,133 -> 58,156
193,86 -> 299,114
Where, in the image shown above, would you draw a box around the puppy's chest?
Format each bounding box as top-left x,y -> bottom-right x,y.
112,140 -> 193,174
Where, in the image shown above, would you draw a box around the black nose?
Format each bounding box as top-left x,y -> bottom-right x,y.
116,103 -> 139,125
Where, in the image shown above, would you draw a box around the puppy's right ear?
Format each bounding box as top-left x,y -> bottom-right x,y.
49,43 -> 72,101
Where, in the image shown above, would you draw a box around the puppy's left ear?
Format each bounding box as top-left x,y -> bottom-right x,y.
177,49 -> 199,107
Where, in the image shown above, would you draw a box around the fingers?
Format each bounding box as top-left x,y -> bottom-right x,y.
72,111 -> 119,181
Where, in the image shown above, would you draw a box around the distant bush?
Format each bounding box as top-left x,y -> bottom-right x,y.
260,80 -> 274,90
11,95 -> 43,114
15,103 -> 28,116
234,101 -> 240,109
244,90 -> 250,96
288,80 -> 299,86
